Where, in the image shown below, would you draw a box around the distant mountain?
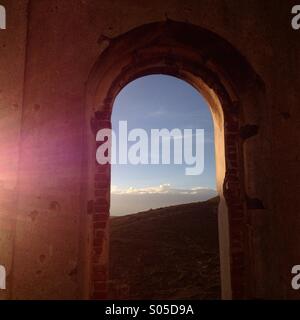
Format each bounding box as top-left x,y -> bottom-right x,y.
109,197 -> 221,300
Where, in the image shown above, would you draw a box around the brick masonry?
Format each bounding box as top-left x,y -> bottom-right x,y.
87,21 -> 261,299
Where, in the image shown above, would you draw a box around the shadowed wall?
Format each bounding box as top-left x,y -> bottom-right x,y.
0,0 -> 299,299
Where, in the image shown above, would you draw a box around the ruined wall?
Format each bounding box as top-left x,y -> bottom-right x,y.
0,0 -> 28,299
0,0 -> 299,299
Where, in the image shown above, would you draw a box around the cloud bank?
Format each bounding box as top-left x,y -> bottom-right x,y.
111,184 -> 217,216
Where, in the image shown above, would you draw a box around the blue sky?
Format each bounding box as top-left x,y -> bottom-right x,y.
111,75 -> 217,215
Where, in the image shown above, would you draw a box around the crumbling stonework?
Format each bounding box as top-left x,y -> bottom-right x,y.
0,0 -> 299,300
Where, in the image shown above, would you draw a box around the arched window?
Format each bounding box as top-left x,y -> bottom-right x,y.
108,75 -> 219,299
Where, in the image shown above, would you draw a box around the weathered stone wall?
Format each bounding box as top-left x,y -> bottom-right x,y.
0,0 -> 28,300
0,0 -> 299,299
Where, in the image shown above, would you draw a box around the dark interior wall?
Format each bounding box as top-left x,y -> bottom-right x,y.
0,0 -> 28,300
0,0 -> 299,299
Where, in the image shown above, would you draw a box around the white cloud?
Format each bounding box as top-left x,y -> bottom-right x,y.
111,184 -> 213,195
110,184 -> 217,216
111,184 -> 171,194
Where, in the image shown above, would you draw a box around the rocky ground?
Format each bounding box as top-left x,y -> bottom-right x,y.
109,197 -> 221,300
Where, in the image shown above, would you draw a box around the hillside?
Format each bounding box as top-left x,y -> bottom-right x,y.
109,197 -> 221,300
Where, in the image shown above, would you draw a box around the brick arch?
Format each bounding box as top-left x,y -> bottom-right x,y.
85,20 -> 265,300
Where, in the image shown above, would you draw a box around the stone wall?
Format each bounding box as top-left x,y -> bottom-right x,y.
0,0 -> 28,300
0,0 -> 299,299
